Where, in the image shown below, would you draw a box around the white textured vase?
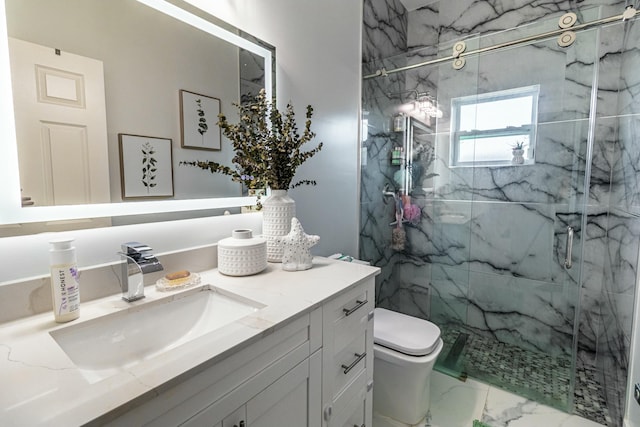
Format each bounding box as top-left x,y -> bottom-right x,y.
262,190 -> 296,262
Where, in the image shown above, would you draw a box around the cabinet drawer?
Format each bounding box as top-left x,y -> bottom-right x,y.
327,368 -> 367,427
324,283 -> 373,356
331,333 -> 367,399
341,398 -> 365,427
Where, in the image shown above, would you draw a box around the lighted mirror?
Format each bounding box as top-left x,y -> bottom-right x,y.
0,0 -> 274,230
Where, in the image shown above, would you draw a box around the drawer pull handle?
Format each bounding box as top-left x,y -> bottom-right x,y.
342,352 -> 366,374
343,299 -> 367,316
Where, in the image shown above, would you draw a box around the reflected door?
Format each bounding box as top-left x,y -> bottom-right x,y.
9,37 -> 110,207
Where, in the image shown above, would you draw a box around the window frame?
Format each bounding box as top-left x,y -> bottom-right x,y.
450,85 -> 540,167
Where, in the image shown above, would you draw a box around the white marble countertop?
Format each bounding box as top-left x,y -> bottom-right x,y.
0,257 -> 379,426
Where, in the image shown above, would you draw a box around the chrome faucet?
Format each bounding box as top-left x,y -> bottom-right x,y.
119,242 -> 163,302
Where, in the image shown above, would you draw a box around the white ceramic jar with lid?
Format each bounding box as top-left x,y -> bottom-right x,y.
217,229 -> 267,276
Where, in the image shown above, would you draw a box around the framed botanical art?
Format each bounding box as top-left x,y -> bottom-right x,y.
118,134 -> 174,199
180,90 -> 221,150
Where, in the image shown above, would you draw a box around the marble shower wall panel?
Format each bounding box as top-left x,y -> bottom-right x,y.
407,2 -> 439,51
617,20 -> 640,116
404,49 -> 439,104
363,54 -> 408,104
598,287 -> 635,423
596,24 -> 625,118
467,202 -> 556,282
603,209 -> 640,295
360,138 -> 397,255
434,0 -> 624,46
611,115 -> 640,210
362,0 -> 407,63
429,200 -> 473,268
582,206 -> 611,295
392,260 -> 433,318
465,272 -> 578,356
362,0 -> 409,114
590,117 -> 618,207
577,288 -> 602,366
432,121 -> 590,205
430,264 -> 471,327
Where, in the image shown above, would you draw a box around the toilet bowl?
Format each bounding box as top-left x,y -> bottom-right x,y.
373,308 -> 443,427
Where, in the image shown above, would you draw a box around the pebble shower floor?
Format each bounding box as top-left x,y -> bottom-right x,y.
436,326 -> 612,426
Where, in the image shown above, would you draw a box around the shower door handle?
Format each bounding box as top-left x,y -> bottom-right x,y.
564,226 -> 574,269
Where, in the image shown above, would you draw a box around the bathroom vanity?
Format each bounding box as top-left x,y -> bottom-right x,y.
0,257 -> 378,427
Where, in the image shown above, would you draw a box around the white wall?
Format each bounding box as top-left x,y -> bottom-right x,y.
0,0 -> 363,283
190,0 -> 363,258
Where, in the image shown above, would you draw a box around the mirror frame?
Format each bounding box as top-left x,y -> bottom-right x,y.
0,0 -> 273,225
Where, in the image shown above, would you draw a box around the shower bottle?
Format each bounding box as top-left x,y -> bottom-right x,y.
49,238 -> 80,322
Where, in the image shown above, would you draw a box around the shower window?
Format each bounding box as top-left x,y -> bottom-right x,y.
450,85 -> 539,167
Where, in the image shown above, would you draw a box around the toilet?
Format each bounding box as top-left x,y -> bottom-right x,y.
373,308 -> 444,427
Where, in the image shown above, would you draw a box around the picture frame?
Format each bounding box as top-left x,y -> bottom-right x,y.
180,89 -> 221,150
118,134 -> 174,199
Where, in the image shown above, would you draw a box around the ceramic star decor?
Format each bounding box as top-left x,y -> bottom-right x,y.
276,217 -> 320,271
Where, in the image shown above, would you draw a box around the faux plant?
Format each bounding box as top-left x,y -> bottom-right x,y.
512,141 -> 525,150
181,89 -> 323,201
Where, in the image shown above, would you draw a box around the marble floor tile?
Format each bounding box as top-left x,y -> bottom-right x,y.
428,373 -> 606,427
480,387 -> 605,427
429,372 -> 490,427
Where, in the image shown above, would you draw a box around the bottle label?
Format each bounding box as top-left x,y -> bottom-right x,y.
51,264 -> 80,315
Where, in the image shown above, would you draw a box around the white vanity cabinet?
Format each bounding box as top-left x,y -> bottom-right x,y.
108,310 -> 322,427
105,276 -> 375,427
321,278 -> 375,427
0,258 -> 380,427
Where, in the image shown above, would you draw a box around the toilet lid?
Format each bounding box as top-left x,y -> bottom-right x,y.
373,308 -> 441,356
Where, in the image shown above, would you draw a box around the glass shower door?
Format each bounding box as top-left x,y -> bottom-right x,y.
426,13 -> 600,412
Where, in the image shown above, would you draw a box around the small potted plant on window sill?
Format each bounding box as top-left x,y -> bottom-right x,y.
511,141 -> 525,165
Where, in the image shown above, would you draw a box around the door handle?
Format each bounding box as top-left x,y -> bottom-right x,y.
564,226 -> 574,269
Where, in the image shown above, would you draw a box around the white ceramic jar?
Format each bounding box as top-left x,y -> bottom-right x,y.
217,229 -> 267,276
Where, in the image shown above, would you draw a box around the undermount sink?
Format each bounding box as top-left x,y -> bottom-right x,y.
49,286 -> 264,383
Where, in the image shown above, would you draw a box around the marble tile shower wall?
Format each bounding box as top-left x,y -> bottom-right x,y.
360,0 -> 640,424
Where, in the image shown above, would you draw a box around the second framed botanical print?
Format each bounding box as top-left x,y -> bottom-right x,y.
180,90 -> 221,151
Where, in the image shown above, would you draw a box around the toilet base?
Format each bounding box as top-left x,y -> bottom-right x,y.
373,410 -> 430,427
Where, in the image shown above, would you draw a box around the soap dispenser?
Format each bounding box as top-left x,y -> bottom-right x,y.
49,238 -> 80,323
